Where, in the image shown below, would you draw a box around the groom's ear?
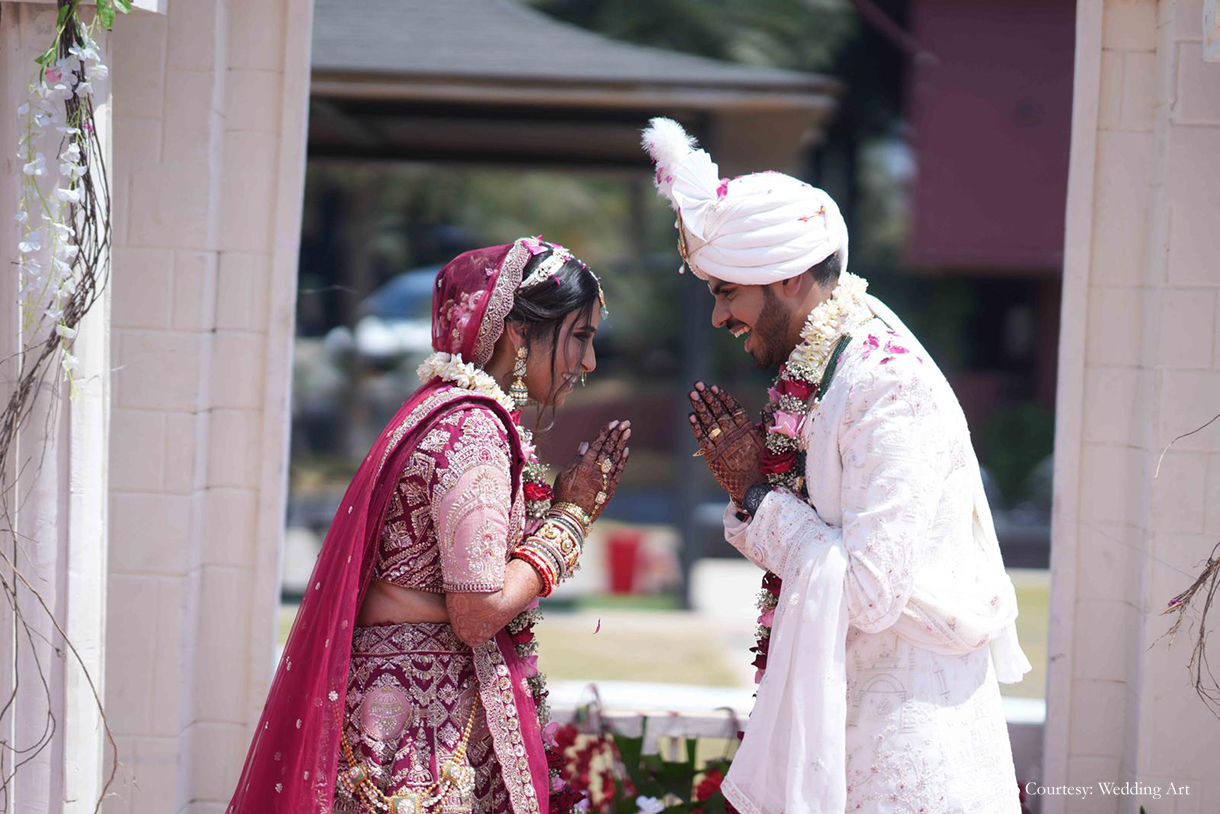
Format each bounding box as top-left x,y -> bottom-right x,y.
777,273 -> 807,300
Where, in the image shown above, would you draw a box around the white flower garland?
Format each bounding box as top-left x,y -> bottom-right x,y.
417,351 -> 516,414
786,271 -> 869,381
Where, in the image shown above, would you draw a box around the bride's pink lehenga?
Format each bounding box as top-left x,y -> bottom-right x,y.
227,241 -> 551,814
336,406 -> 527,813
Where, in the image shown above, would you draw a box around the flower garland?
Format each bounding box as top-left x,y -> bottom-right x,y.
417,352 -> 517,413
750,272 -> 870,683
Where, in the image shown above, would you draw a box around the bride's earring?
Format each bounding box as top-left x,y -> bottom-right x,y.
510,346 -> 530,408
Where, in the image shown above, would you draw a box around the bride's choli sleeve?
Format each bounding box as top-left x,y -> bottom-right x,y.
723,354 -> 952,633
428,407 -> 516,593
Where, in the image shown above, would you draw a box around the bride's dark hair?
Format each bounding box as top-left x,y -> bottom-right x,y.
506,248 -> 601,425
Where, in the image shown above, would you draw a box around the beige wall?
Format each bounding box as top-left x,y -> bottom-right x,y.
1047,0 -> 1220,810
103,1 -> 312,812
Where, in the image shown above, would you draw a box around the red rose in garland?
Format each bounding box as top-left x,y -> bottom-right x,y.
759,449 -> 799,476
779,377 -> 816,401
524,481 -> 553,503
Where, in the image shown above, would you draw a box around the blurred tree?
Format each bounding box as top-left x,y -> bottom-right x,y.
529,0 -> 857,73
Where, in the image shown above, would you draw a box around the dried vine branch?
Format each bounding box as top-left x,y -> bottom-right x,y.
1160,543 -> 1220,720
1152,411 -> 1220,719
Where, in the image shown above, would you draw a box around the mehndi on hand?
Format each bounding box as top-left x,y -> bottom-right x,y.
688,382 -> 765,505
552,419 -> 631,523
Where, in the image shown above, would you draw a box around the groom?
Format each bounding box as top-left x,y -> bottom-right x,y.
643,118 -> 1032,813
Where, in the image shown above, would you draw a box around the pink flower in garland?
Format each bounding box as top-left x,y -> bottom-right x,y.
770,410 -> 804,439
767,386 -> 783,404
757,607 -> 775,628
521,654 -> 539,678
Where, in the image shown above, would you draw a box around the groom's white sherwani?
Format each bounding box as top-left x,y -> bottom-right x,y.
721,297 -> 1030,814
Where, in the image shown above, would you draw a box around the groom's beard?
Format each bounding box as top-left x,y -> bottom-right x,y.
752,289 -> 796,371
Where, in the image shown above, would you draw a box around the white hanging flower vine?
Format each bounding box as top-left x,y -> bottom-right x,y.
14,4 -> 121,393
3,2 -> 130,811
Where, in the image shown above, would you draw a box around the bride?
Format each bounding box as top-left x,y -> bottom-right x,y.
227,237 -> 630,814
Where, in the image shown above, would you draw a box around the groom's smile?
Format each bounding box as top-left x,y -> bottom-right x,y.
709,277 -> 799,371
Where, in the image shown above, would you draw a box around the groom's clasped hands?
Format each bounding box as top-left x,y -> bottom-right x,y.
688,382 -> 765,505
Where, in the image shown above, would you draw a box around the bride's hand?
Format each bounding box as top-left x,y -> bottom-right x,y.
552,420 -> 631,523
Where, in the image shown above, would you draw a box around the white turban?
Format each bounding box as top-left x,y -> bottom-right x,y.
641,117 -> 849,286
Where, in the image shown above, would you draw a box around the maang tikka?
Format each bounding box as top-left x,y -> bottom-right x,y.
510,346 -> 530,408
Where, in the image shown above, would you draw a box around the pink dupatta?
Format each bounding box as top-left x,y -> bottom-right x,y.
227,240 -> 551,814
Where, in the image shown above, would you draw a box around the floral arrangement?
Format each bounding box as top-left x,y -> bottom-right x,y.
543,714 -> 740,814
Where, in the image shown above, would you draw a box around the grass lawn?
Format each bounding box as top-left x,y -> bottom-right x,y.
277,568 -> 1050,698
533,607 -> 745,688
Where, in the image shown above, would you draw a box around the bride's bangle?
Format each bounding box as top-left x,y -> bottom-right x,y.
549,502 -> 592,535
512,544 -> 560,597
531,517 -> 583,574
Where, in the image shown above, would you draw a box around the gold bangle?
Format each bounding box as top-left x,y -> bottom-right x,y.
550,501 -> 592,534
530,519 -> 582,574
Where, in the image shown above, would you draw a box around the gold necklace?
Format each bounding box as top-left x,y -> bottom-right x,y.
338,697 -> 480,814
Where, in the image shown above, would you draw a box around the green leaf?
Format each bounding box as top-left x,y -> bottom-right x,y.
114,0 -> 134,12
651,759 -> 696,800
97,0 -> 115,29
613,731 -> 648,791
685,737 -> 698,767
56,3 -> 72,27
36,45 -> 58,67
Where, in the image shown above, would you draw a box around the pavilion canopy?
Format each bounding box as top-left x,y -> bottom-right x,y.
309,0 -> 842,172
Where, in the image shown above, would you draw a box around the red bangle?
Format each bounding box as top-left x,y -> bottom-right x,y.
512,547 -> 557,597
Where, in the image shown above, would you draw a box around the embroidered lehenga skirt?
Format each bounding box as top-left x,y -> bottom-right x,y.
334,622 -> 511,814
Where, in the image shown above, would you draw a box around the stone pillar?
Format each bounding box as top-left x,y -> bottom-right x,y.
1047,0 -> 1220,809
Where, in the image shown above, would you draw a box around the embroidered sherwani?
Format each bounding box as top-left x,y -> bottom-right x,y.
721,297 -> 1028,814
